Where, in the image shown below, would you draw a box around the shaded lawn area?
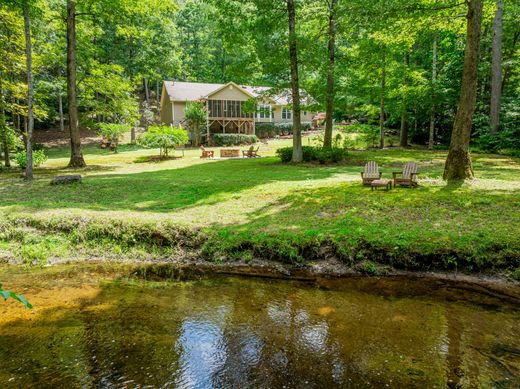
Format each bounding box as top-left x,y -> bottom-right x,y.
1,146 -> 519,270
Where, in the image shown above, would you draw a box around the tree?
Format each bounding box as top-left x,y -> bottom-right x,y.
287,0 -> 302,162
184,99 -> 207,146
399,53 -> 409,147
322,0 -> 337,149
137,125 -> 188,158
23,1 -> 34,179
379,49 -> 386,149
443,0 -> 483,180
66,0 -> 85,168
489,0 -> 503,135
428,31 -> 437,150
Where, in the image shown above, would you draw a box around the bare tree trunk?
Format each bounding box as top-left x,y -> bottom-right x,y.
143,77 -> 150,102
379,50 -> 386,149
67,0 -> 86,167
156,80 -> 160,104
443,0 -> 483,180
429,31 -> 438,150
58,93 -> 65,132
323,0 -> 337,149
23,4 -> 34,179
489,0 -> 503,134
0,87 -> 10,167
287,0 -> 302,162
400,53 -> 409,147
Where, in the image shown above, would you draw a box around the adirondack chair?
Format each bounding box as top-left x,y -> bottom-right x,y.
393,162 -> 419,187
361,161 -> 382,185
200,146 -> 214,158
243,145 -> 260,158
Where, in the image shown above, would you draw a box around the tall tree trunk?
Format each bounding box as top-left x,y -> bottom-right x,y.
23,3 -> 34,179
0,87 -> 10,167
66,0 -> 85,167
400,53 -> 409,147
156,80 -> 160,104
143,77 -> 150,102
323,0 -> 337,149
379,50 -> 386,149
429,31 -> 438,150
58,93 -> 65,132
443,0 -> 483,180
489,0 -> 503,134
287,0 -> 302,162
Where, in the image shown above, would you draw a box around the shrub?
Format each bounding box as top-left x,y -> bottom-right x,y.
98,123 -> 131,152
213,134 -> 258,146
276,146 -> 348,164
15,150 -> 48,169
137,125 -> 188,158
255,121 -> 312,138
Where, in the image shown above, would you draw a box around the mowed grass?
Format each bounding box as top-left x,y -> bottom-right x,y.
1,136 -> 519,272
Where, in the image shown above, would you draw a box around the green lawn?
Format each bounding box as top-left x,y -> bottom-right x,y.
1,136 -> 519,274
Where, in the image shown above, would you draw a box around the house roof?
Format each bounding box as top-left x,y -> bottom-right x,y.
163,81 -> 313,105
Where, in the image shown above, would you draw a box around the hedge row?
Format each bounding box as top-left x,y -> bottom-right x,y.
213,134 -> 258,146
276,146 -> 348,164
255,121 -> 312,138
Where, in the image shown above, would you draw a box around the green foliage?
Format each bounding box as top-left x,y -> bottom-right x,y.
0,283 -> 32,309
137,125 -> 188,158
213,134 -> 257,146
98,123 -> 131,151
277,146 -> 348,164
185,99 -> 208,146
15,150 -> 48,169
255,121 -> 312,138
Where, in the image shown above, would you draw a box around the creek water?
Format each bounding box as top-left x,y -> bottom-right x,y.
0,263 -> 519,388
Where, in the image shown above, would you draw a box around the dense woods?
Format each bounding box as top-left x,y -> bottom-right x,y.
0,0 -> 519,177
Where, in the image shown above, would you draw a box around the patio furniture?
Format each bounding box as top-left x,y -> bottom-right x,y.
371,179 -> 392,191
200,146 -> 214,158
393,162 -> 418,188
220,148 -> 240,158
361,161 -> 382,185
243,146 -> 260,158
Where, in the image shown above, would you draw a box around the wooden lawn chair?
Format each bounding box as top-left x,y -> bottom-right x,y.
393,162 -> 418,187
361,161 -> 382,185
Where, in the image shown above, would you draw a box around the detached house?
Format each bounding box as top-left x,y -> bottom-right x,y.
159,81 -> 316,143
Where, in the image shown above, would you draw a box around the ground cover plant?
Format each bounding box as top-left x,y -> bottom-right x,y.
1,138 -> 519,276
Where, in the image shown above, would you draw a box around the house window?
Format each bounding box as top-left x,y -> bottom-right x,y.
257,104 -> 272,119
282,107 -> 292,120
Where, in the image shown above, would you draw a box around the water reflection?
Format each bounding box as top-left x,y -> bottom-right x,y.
0,267 -> 518,388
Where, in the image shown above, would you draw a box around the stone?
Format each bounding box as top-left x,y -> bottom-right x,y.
51,175 -> 82,185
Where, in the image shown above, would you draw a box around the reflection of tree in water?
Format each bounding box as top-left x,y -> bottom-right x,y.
1,274 -> 519,388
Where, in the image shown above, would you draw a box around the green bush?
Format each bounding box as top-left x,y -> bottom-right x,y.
15,150 -> 48,169
98,123 -> 131,148
276,146 -> 348,164
137,125 -> 188,158
213,134 -> 258,146
255,121 -> 312,138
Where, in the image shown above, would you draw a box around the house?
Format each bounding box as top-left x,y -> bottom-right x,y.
159,81 -> 317,143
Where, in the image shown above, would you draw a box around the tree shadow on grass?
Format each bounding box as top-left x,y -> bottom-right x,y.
214,180 -> 520,240
0,158 -> 350,214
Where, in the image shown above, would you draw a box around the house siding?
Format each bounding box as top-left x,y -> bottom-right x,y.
160,95 -> 173,124
173,102 -> 186,126
209,85 -> 250,101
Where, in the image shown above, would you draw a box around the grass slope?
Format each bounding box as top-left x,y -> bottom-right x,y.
1,139 -> 519,274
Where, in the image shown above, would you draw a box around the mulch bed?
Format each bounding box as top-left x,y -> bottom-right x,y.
34,128 -> 101,148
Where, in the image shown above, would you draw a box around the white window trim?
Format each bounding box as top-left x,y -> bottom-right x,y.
282,107 -> 292,120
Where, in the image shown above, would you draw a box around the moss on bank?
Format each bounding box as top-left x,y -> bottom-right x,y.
1,215 -> 519,278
